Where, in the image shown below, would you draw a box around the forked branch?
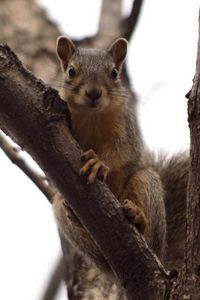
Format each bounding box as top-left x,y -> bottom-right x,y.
0,44 -> 170,300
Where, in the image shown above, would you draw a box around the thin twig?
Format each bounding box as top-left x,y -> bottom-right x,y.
0,131 -> 55,203
41,256 -> 65,300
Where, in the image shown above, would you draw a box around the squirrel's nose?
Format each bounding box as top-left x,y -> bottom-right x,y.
85,89 -> 102,102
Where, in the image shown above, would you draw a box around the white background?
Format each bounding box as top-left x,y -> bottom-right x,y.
0,1 -> 199,299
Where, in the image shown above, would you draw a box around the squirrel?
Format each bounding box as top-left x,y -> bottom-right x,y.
53,36 -> 189,275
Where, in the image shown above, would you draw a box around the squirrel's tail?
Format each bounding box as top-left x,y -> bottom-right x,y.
151,153 -> 189,270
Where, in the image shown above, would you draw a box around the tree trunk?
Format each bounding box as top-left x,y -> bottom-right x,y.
169,10 -> 200,300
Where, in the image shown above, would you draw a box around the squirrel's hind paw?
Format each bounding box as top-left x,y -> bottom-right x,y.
80,149 -> 109,184
122,199 -> 147,234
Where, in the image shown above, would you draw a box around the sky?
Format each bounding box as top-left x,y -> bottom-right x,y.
0,1 -> 199,299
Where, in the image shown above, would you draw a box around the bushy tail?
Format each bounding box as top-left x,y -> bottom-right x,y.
151,153 -> 189,270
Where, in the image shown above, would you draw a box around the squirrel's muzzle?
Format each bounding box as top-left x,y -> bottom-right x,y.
85,89 -> 102,107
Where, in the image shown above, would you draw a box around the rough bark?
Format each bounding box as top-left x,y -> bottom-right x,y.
168,10 -> 200,300
186,10 -> 200,283
0,43 -> 170,300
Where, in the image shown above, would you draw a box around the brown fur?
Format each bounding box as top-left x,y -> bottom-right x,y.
150,153 -> 189,270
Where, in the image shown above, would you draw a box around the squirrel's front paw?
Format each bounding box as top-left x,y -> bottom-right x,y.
80,149 -> 109,184
123,199 -> 147,234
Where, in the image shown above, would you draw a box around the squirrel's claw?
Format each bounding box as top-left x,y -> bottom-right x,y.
80,149 -> 109,184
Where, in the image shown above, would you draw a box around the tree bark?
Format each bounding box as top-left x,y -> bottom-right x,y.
168,10 -> 200,300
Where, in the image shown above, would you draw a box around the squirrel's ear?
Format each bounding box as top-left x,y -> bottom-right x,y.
109,38 -> 128,67
56,36 -> 76,66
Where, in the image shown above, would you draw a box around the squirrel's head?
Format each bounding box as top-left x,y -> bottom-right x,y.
56,36 -> 128,113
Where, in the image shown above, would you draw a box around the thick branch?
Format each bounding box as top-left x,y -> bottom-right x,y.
96,0 -> 145,47
96,0 -> 122,46
0,44 -> 169,299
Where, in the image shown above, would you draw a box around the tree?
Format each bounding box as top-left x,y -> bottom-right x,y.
0,0 -> 199,299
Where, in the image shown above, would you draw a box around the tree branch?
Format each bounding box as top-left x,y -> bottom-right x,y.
0,44 -> 170,300
0,0 -> 61,84
96,0 -> 122,46
123,0 -> 145,40
41,257 -> 65,300
183,9 -> 200,296
168,9 -> 200,300
0,131 -> 55,203
96,0 -> 145,46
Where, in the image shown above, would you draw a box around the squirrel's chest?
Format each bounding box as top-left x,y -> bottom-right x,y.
72,114 -> 130,197
72,115 -> 120,154
74,127 -> 105,153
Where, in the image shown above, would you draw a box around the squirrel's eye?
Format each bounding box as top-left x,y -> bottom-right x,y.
111,68 -> 118,80
68,66 -> 76,78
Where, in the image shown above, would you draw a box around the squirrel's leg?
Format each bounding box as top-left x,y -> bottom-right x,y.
80,149 -> 109,184
121,168 -> 166,257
